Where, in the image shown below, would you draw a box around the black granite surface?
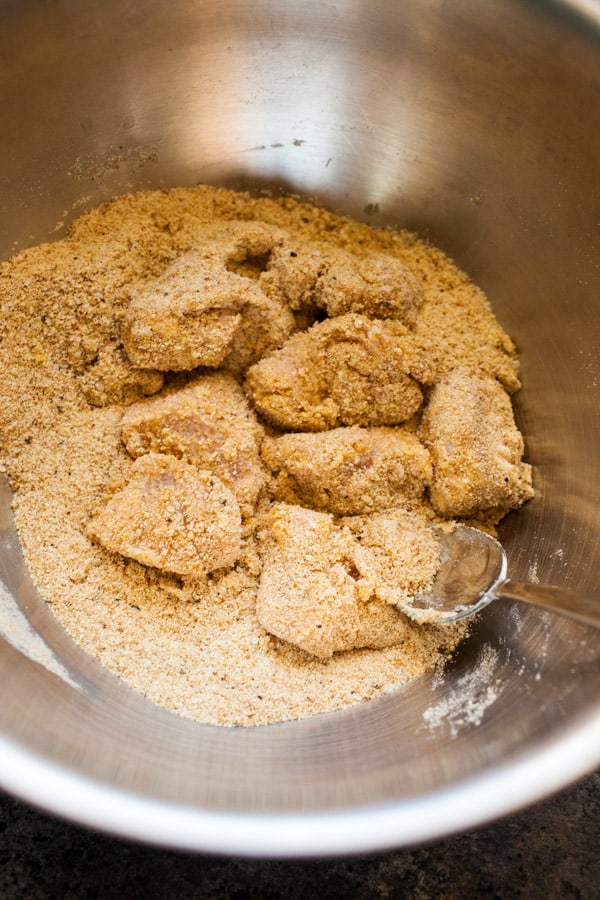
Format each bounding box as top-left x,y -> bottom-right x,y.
0,772 -> 598,899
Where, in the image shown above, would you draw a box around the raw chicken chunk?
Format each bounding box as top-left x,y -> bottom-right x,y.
266,241 -> 423,325
419,369 -> 534,517
261,426 -> 432,515
88,453 -> 242,577
256,503 -> 413,659
245,313 -> 424,431
120,373 -> 265,517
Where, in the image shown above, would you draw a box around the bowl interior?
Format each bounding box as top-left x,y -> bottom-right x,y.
0,0 -> 599,856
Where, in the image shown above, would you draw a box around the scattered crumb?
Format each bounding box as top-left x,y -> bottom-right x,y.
423,644 -> 502,737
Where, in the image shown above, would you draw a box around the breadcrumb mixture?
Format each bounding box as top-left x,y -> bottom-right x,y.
0,185 -> 533,726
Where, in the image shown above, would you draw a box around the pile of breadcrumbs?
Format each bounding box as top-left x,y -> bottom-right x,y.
0,185 -> 532,726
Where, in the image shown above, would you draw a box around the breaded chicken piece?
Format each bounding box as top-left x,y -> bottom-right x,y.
213,220 -> 288,277
197,222 -> 298,374
122,248 -> 295,373
245,313 -> 424,431
261,241 -> 326,310
88,453 -> 242,577
261,426 -> 432,515
343,505 -> 442,606
80,343 -> 164,407
220,289 -> 296,377
120,373 -> 265,518
256,503 -> 413,659
412,286 -> 522,393
266,241 -> 423,325
419,369 -> 534,517
122,252 -> 249,371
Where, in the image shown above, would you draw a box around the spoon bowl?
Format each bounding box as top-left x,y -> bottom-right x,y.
400,525 -> 600,629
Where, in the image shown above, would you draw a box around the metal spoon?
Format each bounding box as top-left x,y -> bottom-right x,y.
398,524 -> 600,627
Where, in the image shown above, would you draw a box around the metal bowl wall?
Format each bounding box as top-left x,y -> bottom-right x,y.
0,0 -> 598,857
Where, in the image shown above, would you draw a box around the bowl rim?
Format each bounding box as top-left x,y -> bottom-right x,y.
1,710 -> 599,857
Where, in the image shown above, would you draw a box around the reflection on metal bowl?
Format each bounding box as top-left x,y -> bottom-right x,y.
0,0 -> 598,857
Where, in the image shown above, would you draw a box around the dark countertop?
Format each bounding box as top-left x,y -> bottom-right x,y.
0,772 -> 598,899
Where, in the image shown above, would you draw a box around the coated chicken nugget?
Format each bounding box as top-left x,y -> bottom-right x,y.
261,426 -> 432,515
267,242 -> 423,325
122,252 -> 251,371
245,313 -> 424,431
412,286 -> 522,393
214,220 -> 289,276
220,289 -> 296,377
343,506 -> 441,606
88,453 -> 242,577
121,373 -> 265,517
317,249 -> 423,324
193,222 -> 297,374
80,343 -> 164,407
263,242 -> 326,310
420,369 -> 534,517
256,503 -> 412,659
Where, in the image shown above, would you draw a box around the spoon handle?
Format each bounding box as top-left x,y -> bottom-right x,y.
497,580 -> 600,629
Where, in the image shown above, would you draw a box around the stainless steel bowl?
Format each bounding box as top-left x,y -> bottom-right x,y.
0,0 -> 598,857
